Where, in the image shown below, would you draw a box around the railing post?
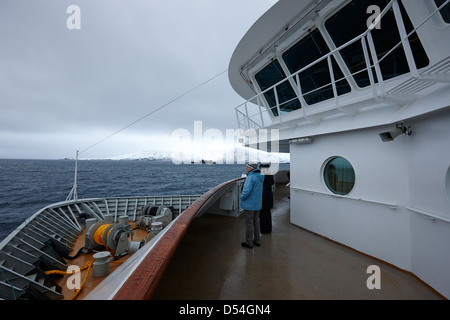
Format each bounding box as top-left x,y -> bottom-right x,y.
392,0 -> 419,78
244,102 -> 251,130
273,86 -> 282,124
257,94 -> 265,128
361,36 -> 377,98
235,107 -> 242,130
327,55 -> 339,109
294,73 -> 308,119
366,31 -> 386,96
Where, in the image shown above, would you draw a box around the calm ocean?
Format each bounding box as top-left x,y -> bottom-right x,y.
0,159 -> 291,242
0,159 -> 284,241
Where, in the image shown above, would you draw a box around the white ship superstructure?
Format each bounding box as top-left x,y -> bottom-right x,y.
230,0 -> 450,298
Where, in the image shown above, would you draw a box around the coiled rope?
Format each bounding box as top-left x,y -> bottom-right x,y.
93,224 -> 111,247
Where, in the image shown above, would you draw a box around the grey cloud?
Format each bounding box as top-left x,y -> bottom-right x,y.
0,0 -> 277,159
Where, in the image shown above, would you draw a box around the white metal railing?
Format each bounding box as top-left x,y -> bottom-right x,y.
406,206 -> 450,223
235,0 -> 450,131
291,186 -> 398,210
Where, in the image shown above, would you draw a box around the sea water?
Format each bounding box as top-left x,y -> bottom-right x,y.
0,159 -> 288,242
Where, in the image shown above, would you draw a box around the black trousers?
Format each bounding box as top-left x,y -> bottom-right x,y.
259,208 -> 272,234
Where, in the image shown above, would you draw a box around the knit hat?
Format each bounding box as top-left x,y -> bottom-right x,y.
247,163 -> 258,170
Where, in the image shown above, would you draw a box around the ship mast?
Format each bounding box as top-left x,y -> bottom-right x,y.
66,150 -> 79,201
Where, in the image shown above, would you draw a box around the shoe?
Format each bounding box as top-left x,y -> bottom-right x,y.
241,242 -> 253,249
253,241 -> 260,246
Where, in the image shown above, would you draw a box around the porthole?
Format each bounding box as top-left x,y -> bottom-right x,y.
323,157 -> 355,195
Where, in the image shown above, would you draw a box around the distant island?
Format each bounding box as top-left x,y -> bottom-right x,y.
80,147 -> 290,164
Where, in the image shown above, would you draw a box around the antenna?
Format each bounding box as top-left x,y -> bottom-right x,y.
66,150 -> 79,201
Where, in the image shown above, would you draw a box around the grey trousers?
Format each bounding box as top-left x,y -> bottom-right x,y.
244,210 -> 261,246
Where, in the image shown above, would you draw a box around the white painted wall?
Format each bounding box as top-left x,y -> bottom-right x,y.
289,108 -> 450,298
407,109 -> 450,298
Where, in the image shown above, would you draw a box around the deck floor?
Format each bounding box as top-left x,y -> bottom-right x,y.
152,185 -> 442,300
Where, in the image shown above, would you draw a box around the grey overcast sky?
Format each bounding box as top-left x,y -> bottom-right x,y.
0,0 -> 277,159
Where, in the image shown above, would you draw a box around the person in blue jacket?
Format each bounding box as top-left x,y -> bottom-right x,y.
240,162 -> 264,248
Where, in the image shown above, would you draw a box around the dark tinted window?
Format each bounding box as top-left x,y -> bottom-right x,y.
254,59 -> 301,116
282,28 -> 351,105
325,0 -> 429,87
435,0 -> 450,23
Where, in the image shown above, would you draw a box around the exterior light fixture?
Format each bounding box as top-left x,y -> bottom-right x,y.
379,123 -> 412,142
290,137 -> 313,144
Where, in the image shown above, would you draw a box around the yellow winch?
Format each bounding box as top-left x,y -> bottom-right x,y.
85,217 -> 144,256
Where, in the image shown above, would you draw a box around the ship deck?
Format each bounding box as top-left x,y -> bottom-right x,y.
152,184 -> 442,300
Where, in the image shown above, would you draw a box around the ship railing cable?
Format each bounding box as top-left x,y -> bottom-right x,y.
78,69 -> 228,156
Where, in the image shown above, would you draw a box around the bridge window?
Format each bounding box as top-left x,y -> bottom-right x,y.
435,0 -> 450,23
325,0 -> 429,88
254,59 -> 302,116
282,28 -> 351,105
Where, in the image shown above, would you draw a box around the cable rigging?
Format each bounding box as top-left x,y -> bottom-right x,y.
79,69 -> 228,155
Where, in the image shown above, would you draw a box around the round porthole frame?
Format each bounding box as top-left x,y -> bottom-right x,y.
322,156 -> 356,196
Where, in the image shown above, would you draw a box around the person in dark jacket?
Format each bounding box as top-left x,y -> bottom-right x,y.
240,162 -> 264,248
260,163 -> 274,234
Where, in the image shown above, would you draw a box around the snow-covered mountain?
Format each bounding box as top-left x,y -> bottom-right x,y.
106,146 -> 290,164
109,149 -> 172,161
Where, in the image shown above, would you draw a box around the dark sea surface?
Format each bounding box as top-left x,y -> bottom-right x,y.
0,159 -> 289,242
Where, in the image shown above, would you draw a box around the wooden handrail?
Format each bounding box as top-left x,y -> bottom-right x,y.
112,178 -> 243,300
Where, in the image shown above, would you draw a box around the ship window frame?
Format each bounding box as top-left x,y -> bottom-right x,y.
253,58 -> 302,116
324,0 -> 430,88
323,156 -> 356,196
435,0 -> 450,24
281,28 -> 352,106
